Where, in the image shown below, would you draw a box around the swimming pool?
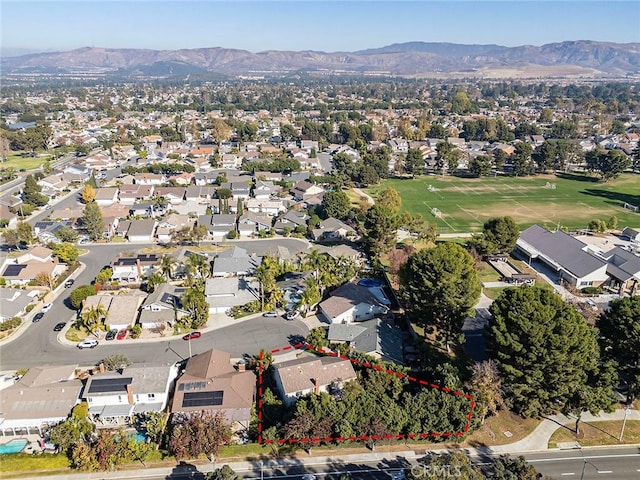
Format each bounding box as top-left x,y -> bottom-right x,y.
132,432 -> 148,444
358,278 -> 384,288
0,439 -> 28,454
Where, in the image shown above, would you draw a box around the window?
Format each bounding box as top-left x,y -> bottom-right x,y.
118,396 -> 122,403
148,393 -> 155,400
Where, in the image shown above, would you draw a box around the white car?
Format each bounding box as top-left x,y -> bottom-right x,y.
42,303 -> 53,313
285,310 -> 300,320
77,339 -> 98,349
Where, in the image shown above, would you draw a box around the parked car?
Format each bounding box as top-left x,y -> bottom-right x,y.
33,312 -> 44,323
285,309 -> 300,320
116,329 -> 128,340
182,331 -> 202,340
53,322 -> 66,332
77,339 -> 98,349
42,303 -> 53,313
262,310 -> 278,317
105,329 -> 117,341
64,279 -> 75,288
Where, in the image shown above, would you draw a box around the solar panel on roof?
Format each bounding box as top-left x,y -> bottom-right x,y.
3,265 -> 26,277
182,390 -> 223,408
87,377 -> 133,394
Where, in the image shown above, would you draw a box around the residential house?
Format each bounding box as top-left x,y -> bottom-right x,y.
134,173 -> 166,186
102,216 -> 119,240
290,181 -> 324,201
204,277 -> 259,314
238,212 -> 272,236
601,246 -> 640,295
311,217 -> 357,242
110,254 -> 160,283
318,282 -> 389,324
84,365 -> 179,422
0,246 -> 66,286
84,153 -> 116,170
327,318 -> 404,364
37,173 -> 69,194
197,214 -> 237,241
114,220 -> 131,238
621,227 -> 640,243
126,219 -> 157,242
271,355 -> 357,406
62,165 -> 91,183
154,187 -> 186,205
171,349 -> 255,431
185,185 -> 216,203
252,181 -> 278,200
0,365 -> 83,435
82,293 -> 145,330
139,284 -> 188,329
211,246 -> 261,277
245,198 -> 288,217
156,214 -> 194,243
0,288 -> 36,322
274,210 -> 309,233
94,187 -> 119,207
118,185 -> 154,205
515,225 -> 610,289
254,171 -> 283,182
33,220 -> 74,243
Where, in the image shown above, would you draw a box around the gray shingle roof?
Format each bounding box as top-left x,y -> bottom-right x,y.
518,225 -> 607,279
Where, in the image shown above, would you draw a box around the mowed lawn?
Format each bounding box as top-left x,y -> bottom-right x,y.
365,173 -> 640,234
1,152 -> 52,171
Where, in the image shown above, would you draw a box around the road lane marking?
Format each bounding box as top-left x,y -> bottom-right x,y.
560,473 -> 575,476
597,471 -> 612,474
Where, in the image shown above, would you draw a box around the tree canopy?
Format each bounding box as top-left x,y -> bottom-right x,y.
469,216 -> 520,256
400,243 -> 481,351
487,286 -> 615,418
597,296 -> 640,403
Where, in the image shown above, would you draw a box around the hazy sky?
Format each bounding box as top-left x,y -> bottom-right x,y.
2,1 -> 639,53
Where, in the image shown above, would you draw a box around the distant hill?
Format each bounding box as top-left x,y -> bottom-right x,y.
2,41 -> 639,79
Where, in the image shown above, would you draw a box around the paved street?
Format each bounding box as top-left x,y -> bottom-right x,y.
0,238 -> 310,370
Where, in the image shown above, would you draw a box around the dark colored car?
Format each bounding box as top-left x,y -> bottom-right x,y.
182,331 -> 202,340
105,329 -> 117,341
33,312 -> 44,323
53,322 -> 66,331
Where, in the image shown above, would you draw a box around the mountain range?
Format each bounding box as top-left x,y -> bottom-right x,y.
2,41 -> 639,79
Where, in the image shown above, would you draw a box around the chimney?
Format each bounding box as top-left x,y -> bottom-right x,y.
99,363 -> 105,374
126,384 -> 134,405
314,378 -> 320,396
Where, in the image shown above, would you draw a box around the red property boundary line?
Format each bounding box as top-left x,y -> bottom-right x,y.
257,343 -> 476,445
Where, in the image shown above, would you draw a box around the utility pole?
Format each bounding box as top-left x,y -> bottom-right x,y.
619,406 -> 630,442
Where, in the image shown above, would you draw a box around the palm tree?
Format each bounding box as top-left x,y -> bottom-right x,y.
80,304 -> 108,332
160,255 -> 176,280
299,277 -> 321,317
304,249 -> 326,280
187,253 -> 210,279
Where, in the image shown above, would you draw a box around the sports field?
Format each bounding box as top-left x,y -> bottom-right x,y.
366,173 -> 640,234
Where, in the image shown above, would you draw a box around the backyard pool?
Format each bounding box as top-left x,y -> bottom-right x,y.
0,439 -> 28,454
358,278 -> 384,288
133,432 -> 148,444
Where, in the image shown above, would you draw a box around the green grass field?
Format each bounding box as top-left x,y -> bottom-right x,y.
366,173 -> 640,234
0,152 -> 53,171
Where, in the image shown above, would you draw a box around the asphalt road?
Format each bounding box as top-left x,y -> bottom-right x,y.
0,238 -> 310,370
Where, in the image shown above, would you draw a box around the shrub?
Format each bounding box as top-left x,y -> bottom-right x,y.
0,317 -> 21,331
25,304 -> 35,313
581,286 -> 602,295
129,324 -> 142,339
227,229 -> 237,239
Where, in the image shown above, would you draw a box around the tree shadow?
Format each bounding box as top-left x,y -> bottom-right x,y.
555,172 -> 601,183
581,188 -> 640,208
165,460 -> 205,479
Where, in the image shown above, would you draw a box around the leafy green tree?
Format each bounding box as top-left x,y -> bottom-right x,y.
305,327 -> 328,349
2,229 -> 20,248
511,142 -> 535,177
23,174 -> 47,206
49,402 -> 93,453
322,190 -> 351,220
586,148 -> 631,181
69,285 -> 97,309
597,296 -> 640,403
102,354 -> 131,371
469,216 -> 520,255
408,450 -> 484,480
138,411 -> 167,444
206,465 -> 242,480
487,286 -> 615,418
52,242 -> 79,264
399,243 -> 481,352
80,304 -> 108,331
82,201 -> 104,241
54,226 -> 79,243
468,154 -> 493,177
435,141 -> 462,175
16,221 -> 34,246
181,286 -> 209,329
489,455 -> 546,480
95,267 -> 113,286
145,272 -> 165,293
404,148 -> 424,177
70,442 -> 99,471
